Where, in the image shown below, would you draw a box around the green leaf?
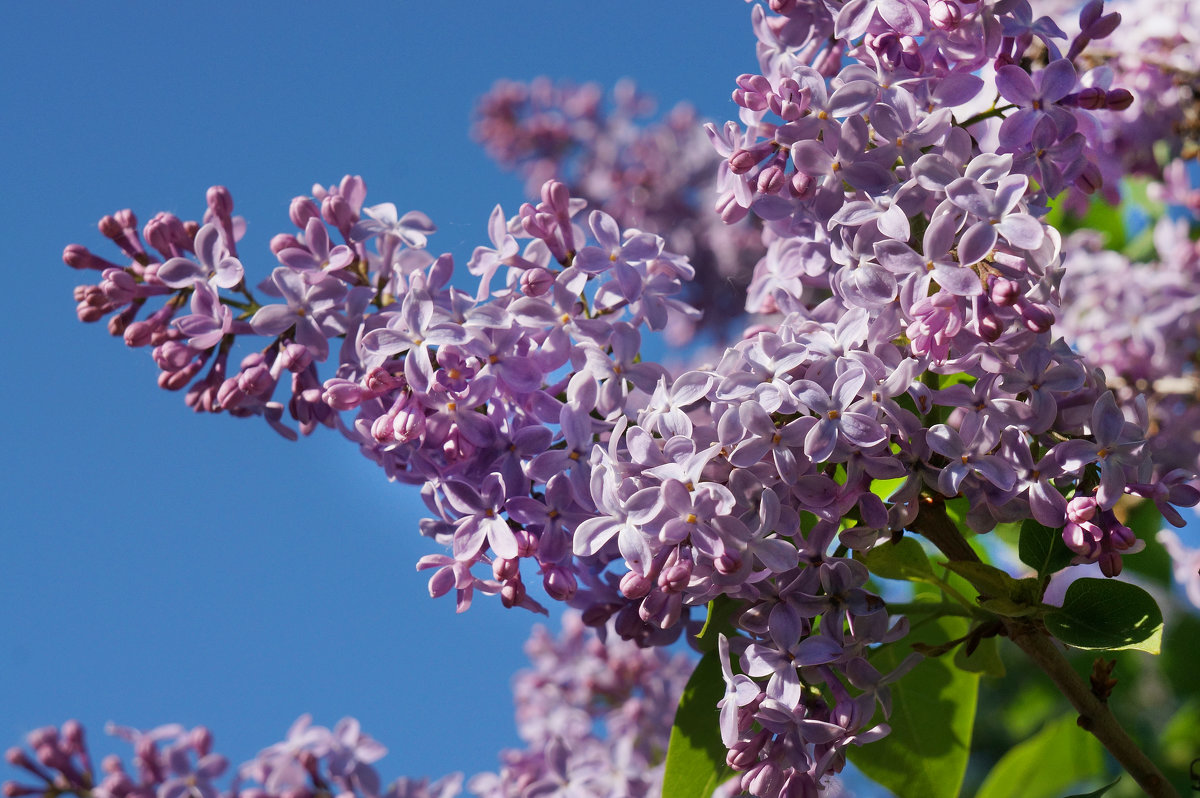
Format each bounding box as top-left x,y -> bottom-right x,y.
941,560 -> 1019,598
848,616 -> 979,798
1043,578 -> 1164,653
1018,518 -> 1073,578
696,595 -> 741,653
975,715 -> 1105,798
871,476 -> 906,501
663,651 -> 735,798
953,633 -> 1005,678
1065,778 -> 1121,797
859,536 -> 935,583
1078,194 -> 1126,250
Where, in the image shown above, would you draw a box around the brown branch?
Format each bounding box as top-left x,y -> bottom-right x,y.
911,500 -> 1181,798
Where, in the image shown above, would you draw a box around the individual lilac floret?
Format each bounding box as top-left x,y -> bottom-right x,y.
157,223 -> 244,290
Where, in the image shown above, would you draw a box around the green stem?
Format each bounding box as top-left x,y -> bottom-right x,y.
911,501 -> 1181,798
958,103 -> 1018,129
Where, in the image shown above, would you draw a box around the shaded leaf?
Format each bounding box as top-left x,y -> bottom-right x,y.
1065,778 -> 1121,797
1018,518 -> 1073,578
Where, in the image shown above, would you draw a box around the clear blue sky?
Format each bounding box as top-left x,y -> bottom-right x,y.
0,0 -> 754,782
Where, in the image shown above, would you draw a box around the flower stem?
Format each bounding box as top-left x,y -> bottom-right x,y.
912,500 -> 1181,798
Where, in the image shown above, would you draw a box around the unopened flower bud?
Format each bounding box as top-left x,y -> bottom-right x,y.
930,0 -> 962,29
1074,86 -> 1107,109
543,566 -> 577,601
280,342 -> 312,372
620,570 -> 654,599
500,579 -> 526,608
729,148 -> 762,175
757,164 -> 786,195
716,192 -> 749,225
1075,161 -> 1103,194
1019,301 -> 1055,332
270,233 -> 303,255
289,196 -> 321,229
1067,495 -> 1099,523
790,170 -> 815,199
206,186 -> 233,218
217,378 -> 245,410
990,277 -> 1021,306
1104,89 -> 1133,111
238,363 -> 274,396
123,320 -> 155,348
493,557 -> 520,581
520,267 -> 554,297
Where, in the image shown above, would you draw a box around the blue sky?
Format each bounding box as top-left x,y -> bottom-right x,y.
0,0 -> 755,783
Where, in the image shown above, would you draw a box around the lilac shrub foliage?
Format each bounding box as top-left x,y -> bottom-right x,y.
2,614 -> 688,798
42,0 -> 1200,793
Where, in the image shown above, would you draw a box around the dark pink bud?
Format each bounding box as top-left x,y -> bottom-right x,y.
990,277 -> 1021,306
370,413 -> 396,443
1105,89 -> 1133,111
123,320 -> 155,348
520,267 -> 554,297
658,560 -> 692,593
1019,301 -> 1055,332
289,197 -> 320,229
1075,161 -> 1103,194
542,180 -> 571,214
63,244 -> 118,271
159,360 -> 202,391
98,215 -> 123,239
716,192 -> 749,225
542,566 -> 577,601
363,367 -> 403,393
978,311 -> 1005,342
4,749 -> 30,769
100,756 -> 122,774
113,209 -> 137,232
757,164 -> 786,195
769,0 -> 797,13
790,170 -> 815,199
1074,86 -> 1107,109
1067,495 -> 1098,523
1098,551 -> 1123,577
743,761 -> 782,798
216,378 -> 245,410
715,551 -> 743,575
322,194 -> 354,235
322,379 -> 363,410
930,0 -> 962,29
492,557 -> 520,581
270,233 -> 303,255
514,528 -> 537,558
619,570 -> 653,599
4,783 -> 38,797
1080,0 -> 1104,28
279,343 -> 312,372
238,364 -> 274,396
392,407 -> 425,442
206,186 -> 233,217
730,148 -> 762,175
500,579 -> 526,608
726,729 -> 770,771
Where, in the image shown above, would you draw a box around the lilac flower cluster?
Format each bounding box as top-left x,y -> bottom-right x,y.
1058,212 -> 1200,478
1066,0 -> 1200,197
468,612 -> 694,797
472,79 -> 764,343
60,0 -> 1200,791
3,614 -> 695,798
